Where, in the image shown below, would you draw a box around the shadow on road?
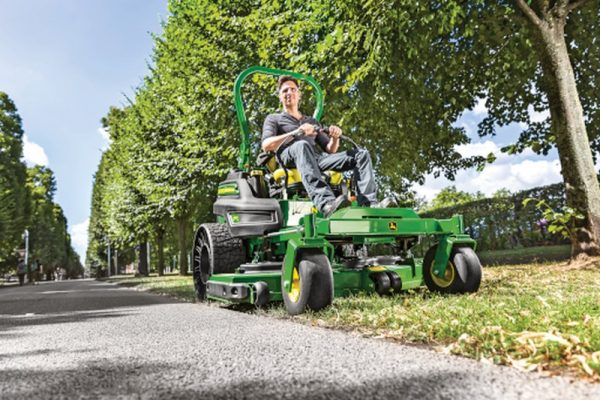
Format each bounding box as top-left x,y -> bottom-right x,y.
1,359 -> 464,400
0,347 -> 98,361
0,310 -> 137,332
0,280 -> 181,332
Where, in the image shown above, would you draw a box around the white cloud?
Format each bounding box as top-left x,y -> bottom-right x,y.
460,122 -> 474,136
456,140 -> 535,162
528,106 -> 549,123
455,140 -> 498,158
414,140 -> 562,201
98,127 -> 110,141
472,97 -> 488,116
70,218 -> 89,261
22,134 -> 49,166
98,127 -> 111,149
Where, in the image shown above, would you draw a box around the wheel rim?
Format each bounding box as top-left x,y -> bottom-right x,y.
431,261 -> 456,288
288,266 -> 301,303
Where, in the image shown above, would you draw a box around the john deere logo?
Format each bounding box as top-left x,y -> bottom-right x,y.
389,221 -> 397,231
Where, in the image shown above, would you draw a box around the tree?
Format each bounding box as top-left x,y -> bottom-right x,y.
508,0 -> 600,258
426,186 -> 484,211
276,0 -> 599,259
26,166 -> 73,274
0,92 -> 30,268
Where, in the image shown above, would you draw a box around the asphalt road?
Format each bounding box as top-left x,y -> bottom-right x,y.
0,280 -> 598,399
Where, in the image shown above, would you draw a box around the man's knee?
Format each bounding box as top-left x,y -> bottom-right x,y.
354,148 -> 372,162
288,141 -> 316,159
290,140 -> 313,152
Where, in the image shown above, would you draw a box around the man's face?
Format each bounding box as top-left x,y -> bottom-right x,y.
279,80 -> 300,108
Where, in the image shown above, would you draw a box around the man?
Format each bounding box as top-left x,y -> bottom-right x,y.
262,75 -> 379,217
30,259 -> 40,285
16,259 -> 26,286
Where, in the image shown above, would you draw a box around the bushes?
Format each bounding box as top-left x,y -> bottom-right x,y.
421,183 -> 569,251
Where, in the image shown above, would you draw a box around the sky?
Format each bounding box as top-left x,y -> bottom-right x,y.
0,0 -> 167,260
1,1 -> 567,262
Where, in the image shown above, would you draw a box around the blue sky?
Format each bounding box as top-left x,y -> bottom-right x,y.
1,1 -> 566,262
0,1 -> 167,259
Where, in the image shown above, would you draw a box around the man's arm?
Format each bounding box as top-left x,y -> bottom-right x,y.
262,115 -> 316,152
262,132 -> 298,152
325,125 -> 342,154
261,114 -> 296,152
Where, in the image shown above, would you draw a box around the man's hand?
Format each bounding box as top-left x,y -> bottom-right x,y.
328,125 -> 342,139
299,123 -> 317,137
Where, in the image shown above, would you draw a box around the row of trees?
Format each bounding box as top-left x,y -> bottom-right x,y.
0,92 -> 83,278
87,0 -> 599,272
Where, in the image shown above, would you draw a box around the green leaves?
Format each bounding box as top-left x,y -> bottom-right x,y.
522,197 -> 585,240
0,92 -> 29,269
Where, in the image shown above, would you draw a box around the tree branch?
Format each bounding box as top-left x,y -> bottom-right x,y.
515,0 -> 542,26
540,0 -> 551,15
553,0 -> 570,18
567,0 -> 590,12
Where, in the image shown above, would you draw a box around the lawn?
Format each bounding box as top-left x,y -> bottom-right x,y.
478,245 -> 571,266
105,257 -> 599,382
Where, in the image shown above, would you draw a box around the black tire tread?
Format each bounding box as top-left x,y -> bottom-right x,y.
423,245 -> 466,294
304,251 -> 334,311
455,247 -> 482,293
281,250 -> 334,315
202,223 -> 245,274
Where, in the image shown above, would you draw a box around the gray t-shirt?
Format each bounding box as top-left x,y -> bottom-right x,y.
262,112 -> 330,152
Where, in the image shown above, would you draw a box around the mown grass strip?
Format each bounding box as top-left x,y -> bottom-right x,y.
106,274 -> 195,302
478,244 -> 570,266
105,261 -> 599,381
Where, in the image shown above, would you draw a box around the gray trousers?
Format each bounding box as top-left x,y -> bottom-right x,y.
280,141 -> 377,212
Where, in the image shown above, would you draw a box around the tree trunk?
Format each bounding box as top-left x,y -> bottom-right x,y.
534,16 -> 600,259
138,241 -> 149,276
177,217 -> 189,276
157,228 -> 165,277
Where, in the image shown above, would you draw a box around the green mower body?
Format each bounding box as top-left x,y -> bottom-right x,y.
192,66 -> 482,315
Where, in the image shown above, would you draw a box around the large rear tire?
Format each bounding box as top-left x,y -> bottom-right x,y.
282,250 -> 333,315
192,223 -> 245,302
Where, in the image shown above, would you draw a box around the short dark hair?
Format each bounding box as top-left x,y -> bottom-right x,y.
277,75 -> 299,91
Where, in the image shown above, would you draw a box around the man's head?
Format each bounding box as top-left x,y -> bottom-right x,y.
277,75 -> 300,109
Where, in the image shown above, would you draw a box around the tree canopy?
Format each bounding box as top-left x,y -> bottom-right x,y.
87,0 -> 600,266
0,92 -> 81,277
0,92 -> 30,266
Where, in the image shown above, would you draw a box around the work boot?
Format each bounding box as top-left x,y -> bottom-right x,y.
322,195 -> 351,218
370,197 -> 398,208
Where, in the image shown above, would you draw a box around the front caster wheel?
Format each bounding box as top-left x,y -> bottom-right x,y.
282,250 -> 333,315
423,245 -> 482,294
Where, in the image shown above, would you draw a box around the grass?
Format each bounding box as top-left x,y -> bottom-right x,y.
105,259 -> 600,382
478,244 -> 571,266
106,274 -> 195,302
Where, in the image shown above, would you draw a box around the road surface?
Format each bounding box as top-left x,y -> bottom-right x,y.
0,279 -> 598,399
